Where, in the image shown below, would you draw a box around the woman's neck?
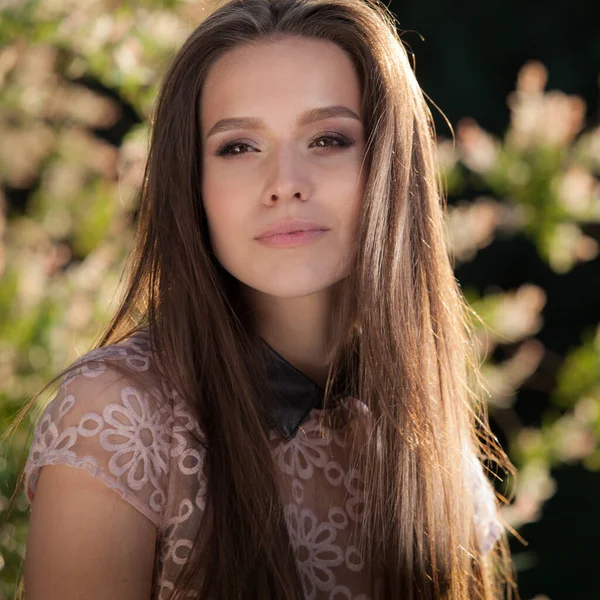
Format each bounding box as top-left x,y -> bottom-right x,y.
242,284 -> 333,388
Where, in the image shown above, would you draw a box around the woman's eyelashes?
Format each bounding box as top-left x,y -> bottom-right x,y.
215,133 -> 355,158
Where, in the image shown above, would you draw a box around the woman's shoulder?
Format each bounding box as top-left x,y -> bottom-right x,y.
23,327 -> 205,531
56,327 -> 187,425
66,327 -> 158,382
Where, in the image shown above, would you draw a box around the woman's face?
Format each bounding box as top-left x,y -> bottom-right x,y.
200,35 -> 367,299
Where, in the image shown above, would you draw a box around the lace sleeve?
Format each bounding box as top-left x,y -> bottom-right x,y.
23,342 -> 174,530
465,449 -> 505,554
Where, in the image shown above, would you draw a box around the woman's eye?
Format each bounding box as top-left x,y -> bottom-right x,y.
215,134 -> 354,159
215,142 -> 256,158
311,134 -> 354,150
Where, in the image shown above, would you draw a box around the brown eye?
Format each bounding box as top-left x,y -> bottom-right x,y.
311,134 -> 354,149
215,141 -> 257,158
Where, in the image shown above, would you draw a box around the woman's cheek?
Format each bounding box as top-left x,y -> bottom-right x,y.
204,191 -> 251,256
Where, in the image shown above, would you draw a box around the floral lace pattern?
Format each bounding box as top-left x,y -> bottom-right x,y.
23,330 -> 504,599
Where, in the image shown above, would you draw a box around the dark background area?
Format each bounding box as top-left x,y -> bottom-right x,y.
391,0 -> 600,136
387,1 -> 599,596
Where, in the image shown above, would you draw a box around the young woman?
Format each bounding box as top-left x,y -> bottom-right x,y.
8,0 -> 517,598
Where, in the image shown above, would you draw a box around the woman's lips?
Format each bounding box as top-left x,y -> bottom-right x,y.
255,229 -> 328,248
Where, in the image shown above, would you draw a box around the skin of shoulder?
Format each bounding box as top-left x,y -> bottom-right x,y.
24,463 -> 157,600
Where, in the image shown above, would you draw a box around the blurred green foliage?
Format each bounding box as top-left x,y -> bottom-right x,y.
0,1 -> 599,599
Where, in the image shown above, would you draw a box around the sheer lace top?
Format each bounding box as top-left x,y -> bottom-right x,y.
23,329 -> 504,600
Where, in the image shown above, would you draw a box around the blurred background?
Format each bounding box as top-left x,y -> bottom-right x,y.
0,0 -> 598,598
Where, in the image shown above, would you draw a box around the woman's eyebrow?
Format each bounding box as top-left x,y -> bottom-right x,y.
205,105 -> 361,139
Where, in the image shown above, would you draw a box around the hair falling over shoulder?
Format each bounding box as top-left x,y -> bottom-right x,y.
4,0 -> 519,598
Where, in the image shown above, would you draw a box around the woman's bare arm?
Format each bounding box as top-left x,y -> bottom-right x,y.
24,464 -> 158,600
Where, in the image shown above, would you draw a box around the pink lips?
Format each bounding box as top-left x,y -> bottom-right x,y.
255,218 -> 329,248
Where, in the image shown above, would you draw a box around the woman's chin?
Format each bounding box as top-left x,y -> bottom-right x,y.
239,276 -> 339,300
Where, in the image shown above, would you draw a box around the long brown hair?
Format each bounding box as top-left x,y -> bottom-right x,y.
3,0 -> 517,598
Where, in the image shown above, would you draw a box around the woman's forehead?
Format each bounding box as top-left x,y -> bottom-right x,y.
199,37 -> 363,129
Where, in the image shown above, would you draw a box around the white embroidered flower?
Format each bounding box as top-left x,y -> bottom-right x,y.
327,506 -> 349,531
324,458 -> 345,487
160,499 -> 194,564
284,504 -> 344,598
343,468 -> 365,522
101,385 -> 170,494
344,545 -> 365,572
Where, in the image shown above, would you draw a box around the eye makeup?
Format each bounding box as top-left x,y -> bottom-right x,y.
215,132 -> 355,158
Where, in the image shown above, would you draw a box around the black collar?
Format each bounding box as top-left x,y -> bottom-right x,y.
139,327 -> 347,442
261,339 -> 348,442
